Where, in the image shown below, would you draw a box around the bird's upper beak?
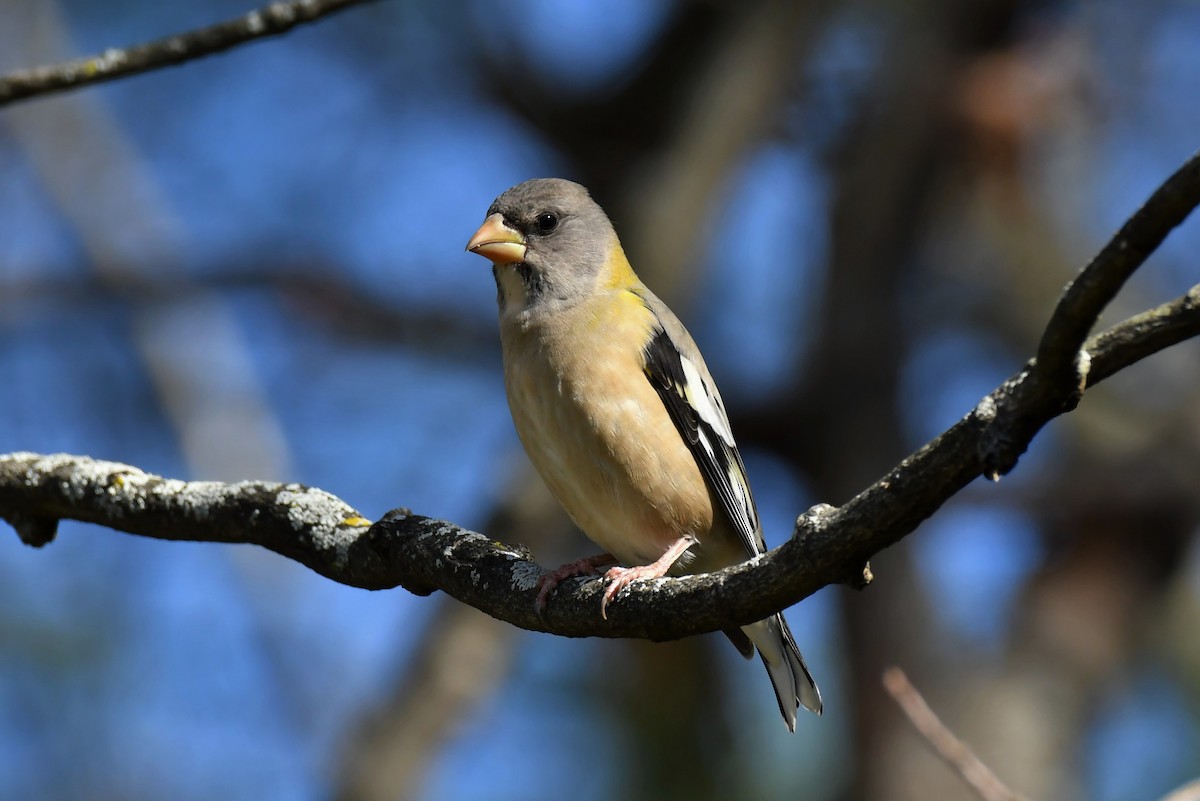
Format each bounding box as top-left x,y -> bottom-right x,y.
466,213 -> 526,264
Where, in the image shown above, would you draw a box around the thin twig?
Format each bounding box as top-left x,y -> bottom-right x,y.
0,0 -> 375,107
883,667 -> 1034,801
1084,284 -> 1200,385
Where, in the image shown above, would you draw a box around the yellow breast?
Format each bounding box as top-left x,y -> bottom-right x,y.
499,286 -> 714,567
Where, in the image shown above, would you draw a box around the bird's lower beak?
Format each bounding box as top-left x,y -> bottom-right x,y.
466,213 -> 527,264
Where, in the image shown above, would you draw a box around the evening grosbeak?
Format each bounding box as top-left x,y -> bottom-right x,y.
466,178 -> 822,730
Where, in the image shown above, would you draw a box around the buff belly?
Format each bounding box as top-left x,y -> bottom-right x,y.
500,306 -> 716,570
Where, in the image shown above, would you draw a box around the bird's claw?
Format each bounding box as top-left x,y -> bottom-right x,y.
597,536 -> 696,618
599,564 -> 663,620
535,554 -> 617,615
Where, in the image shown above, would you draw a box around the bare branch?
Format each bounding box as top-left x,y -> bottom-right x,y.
0,276 -> 1196,638
1084,285 -> 1200,385
1036,150 -> 1200,382
0,0 -> 374,107
977,152 -> 1200,479
882,667 -> 1034,801
1,156 -> 1199,642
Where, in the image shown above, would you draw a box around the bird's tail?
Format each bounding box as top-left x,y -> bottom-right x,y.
744,613 -> 822,732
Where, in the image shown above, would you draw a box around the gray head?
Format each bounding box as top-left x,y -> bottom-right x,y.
465,178 -> 620,317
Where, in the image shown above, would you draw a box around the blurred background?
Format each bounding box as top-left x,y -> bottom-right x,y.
2,0 -> 1199,799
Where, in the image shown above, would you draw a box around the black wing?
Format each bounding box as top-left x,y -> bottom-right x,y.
641,326 -> 765,559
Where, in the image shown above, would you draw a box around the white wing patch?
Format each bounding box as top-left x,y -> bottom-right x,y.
680,355 -> 735,446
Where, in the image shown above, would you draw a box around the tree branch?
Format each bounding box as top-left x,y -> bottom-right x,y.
1037,150 -> 1200,383
987,148 -> 1200,479
0,0 -> 374,107
2,155 -> 1199,642
883,667 -> 1033,801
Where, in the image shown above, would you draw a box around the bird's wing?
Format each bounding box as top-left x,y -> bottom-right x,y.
635,290 -> 766,559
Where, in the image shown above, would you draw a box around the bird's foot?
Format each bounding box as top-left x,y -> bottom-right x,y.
536,553 -> 618,614
600,563 -> 671,619
598,535 -> 696,619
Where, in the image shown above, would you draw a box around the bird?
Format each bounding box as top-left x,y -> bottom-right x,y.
465,177 -> 822,730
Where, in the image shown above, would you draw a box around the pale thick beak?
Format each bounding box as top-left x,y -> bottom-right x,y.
466,213 -> 526,264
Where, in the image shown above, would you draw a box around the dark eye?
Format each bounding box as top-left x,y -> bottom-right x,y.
534,212 -> 559,234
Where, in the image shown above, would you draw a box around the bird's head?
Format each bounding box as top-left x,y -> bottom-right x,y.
466,178 -> 622,319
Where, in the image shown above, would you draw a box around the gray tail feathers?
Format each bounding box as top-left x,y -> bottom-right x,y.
744,613 -> 822,732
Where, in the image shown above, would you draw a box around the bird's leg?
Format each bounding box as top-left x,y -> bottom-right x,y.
536,553 -> 620,614
601,536 -> 696,619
